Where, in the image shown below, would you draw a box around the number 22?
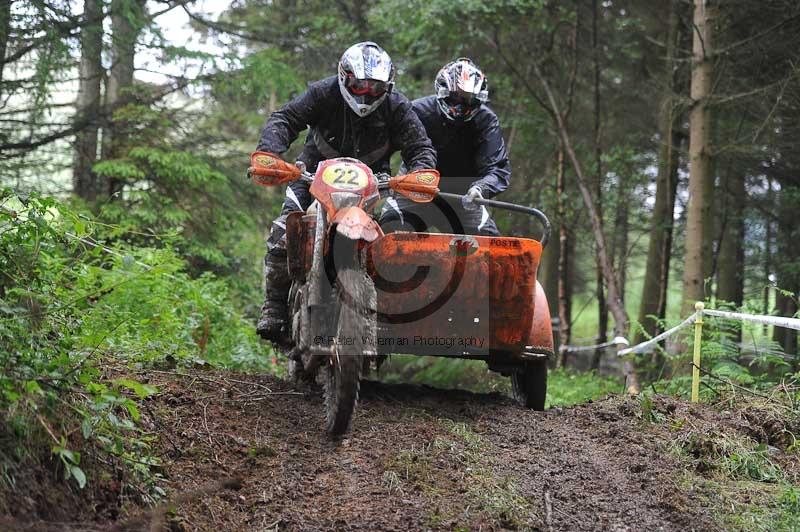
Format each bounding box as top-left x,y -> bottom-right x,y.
332,167 -> 360,185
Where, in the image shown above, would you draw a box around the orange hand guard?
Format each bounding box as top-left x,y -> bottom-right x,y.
389,169 -> 440,203
248,151 -> 302,186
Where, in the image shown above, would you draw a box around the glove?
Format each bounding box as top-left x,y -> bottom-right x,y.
462,185 -> 483,211
248,151 -> 302,186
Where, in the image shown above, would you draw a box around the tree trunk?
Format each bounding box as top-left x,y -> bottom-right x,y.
763,177 -> 773,336
636,0 -> 684,349
612,173 -> 630,301
774,290 -> 798,357
0,0 -> 11,96
539,220 -> 560,350
73,0 -> 104,201
703,114 -> 719,283
773,182 -> 799,355
531,62 -> 639,393
539,158 -> 560,325
0,0 -> 9,309
103,0 -> 146,196
656,150 -> 679,323
591,0 -> 608,371
555,145 -> 572,367
505,91 -> 528,157
716,171 -> 745,307
636,131 -> 682,344
539,221 -> 560,295
490,7 -> 637,390
679,0 -> 716,321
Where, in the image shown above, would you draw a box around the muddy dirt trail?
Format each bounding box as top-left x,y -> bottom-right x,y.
11,371 -> 728,531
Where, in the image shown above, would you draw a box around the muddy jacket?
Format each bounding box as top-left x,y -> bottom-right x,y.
257,76 -> 436,174
410,95 -> 510,199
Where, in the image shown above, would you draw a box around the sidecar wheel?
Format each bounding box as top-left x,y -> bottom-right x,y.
323,268 -> 376,437
511,360 -> 547,410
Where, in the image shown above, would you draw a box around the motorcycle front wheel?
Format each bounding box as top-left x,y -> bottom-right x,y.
323,267 -> 376,436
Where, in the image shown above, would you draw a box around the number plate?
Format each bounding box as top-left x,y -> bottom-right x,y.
321,162 -> 369,190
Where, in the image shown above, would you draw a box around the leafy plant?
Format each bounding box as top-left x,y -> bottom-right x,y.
0,191 -> 280,495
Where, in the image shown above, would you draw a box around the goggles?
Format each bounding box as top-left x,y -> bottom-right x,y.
346,76 -> 392,97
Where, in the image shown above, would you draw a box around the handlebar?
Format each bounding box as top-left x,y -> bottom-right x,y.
437,192 -> 551,247
295,164 -> 550,247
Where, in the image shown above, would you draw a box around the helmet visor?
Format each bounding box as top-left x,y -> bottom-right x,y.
346,76 -> 390,97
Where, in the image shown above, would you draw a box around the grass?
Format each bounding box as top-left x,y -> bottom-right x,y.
546,368 -> 622,407
650,394 -> 800,531
719,483 -> 800,531
679,476 -> 800,532
379,356 -> 621,408
382,418 -> 534,529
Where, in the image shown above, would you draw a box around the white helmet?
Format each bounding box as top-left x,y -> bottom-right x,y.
338,42 -> 395,117
435,58 -> 488,121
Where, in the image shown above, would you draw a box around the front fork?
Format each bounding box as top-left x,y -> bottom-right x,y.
302,205 -> 378,373
307,206 -> 327,309
299,207 -> 330,374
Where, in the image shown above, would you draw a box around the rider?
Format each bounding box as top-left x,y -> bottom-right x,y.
254,42 -> 437,342
380,58 -> 509,236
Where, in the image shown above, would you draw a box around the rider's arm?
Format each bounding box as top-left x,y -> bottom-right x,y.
470,111 -> 511,199
256,82 -> 325,154
390,97 -> 437,171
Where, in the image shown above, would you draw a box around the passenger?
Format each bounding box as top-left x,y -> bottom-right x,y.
380,58 -> 509,237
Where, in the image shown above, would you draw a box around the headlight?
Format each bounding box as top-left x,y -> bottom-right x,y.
330,192 -> 362,210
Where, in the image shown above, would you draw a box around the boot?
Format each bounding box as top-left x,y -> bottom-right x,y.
256,250 -> 291,343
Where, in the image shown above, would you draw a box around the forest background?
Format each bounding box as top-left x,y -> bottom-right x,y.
1,0 -> 800,501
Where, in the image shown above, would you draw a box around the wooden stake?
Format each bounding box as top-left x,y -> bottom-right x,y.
692,301 -> 705,402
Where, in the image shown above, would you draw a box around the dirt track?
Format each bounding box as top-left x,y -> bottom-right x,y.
6,368 -> 750,531
77,370 -> 717,532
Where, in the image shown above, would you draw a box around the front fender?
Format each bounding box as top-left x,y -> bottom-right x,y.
332,207 -> 383,242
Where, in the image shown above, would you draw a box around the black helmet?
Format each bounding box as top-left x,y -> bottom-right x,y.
434,58 -> 488,121
338,42 -> 395,117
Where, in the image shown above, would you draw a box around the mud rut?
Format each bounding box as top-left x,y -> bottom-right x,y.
59,370 -> 710,532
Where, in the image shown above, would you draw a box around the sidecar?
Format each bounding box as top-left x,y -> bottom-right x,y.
283,215 -> 553,410
366,232 -> 553,409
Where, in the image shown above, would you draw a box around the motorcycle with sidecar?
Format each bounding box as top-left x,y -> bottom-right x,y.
249,153 -> 554,436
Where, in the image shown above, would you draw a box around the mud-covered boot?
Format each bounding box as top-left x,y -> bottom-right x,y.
256,250 -> 291,343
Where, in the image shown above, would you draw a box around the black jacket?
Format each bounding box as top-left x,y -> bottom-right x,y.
257,76 -> 436,174
410,95 -> 510,198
